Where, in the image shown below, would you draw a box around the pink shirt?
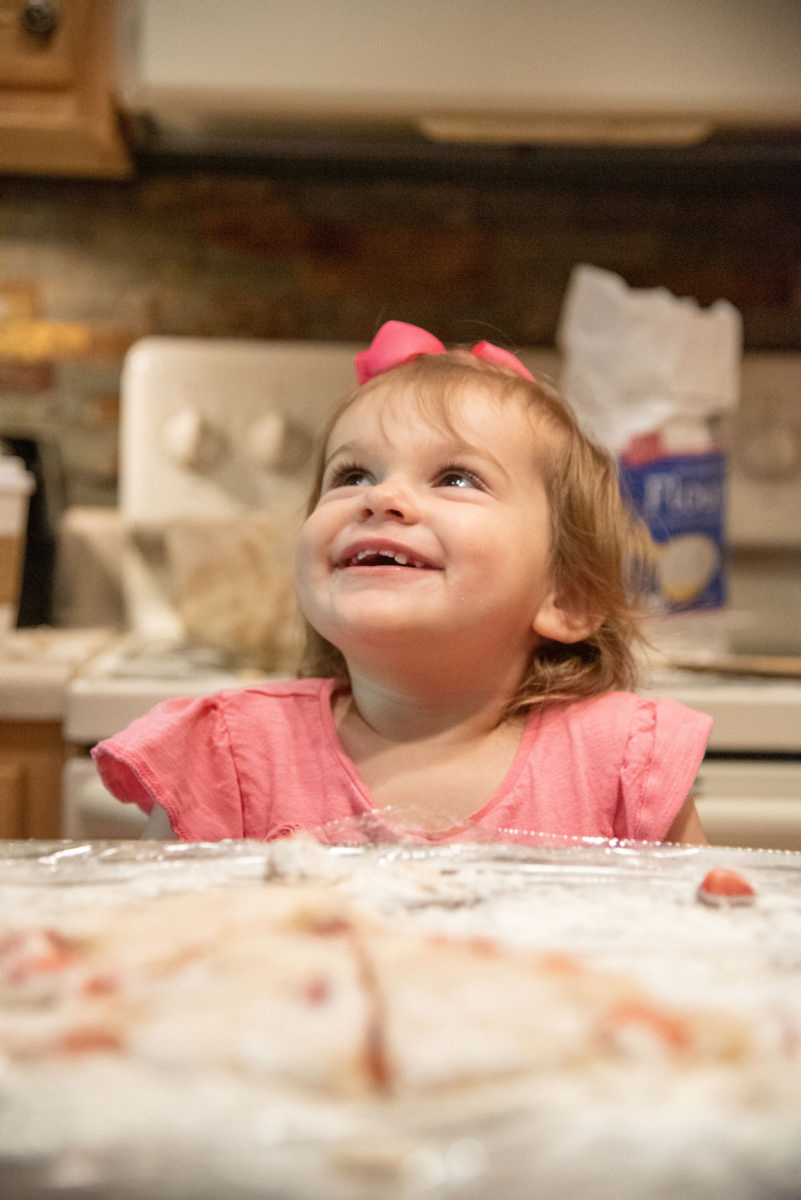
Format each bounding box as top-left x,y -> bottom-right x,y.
92,678 -> 712,845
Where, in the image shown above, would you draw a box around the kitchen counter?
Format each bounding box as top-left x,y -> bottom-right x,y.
0,626 -> 116,721
1,838 -> 801,1200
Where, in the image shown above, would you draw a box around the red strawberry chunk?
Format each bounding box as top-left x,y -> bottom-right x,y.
697,868 -> 757,907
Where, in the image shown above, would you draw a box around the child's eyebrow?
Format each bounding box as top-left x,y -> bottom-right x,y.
436,435 -> 510,480
322,440 -> 363,472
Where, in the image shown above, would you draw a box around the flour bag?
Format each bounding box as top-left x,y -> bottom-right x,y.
557,265 -> 742,614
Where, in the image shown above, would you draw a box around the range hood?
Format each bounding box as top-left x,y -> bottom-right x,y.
117,0 -> 801,165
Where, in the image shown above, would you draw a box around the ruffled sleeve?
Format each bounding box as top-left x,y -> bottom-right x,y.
616,697 -> 713,841
91,693 -> 245,841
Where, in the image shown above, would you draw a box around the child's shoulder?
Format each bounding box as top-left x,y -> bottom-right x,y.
545,690 -> 639,725
241,676 -> 332,695
217,676 -> 337,708
544,690 -> 710,741
139,678 -> 337,733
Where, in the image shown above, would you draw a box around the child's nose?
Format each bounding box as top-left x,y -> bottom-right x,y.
358,476 -> 419,523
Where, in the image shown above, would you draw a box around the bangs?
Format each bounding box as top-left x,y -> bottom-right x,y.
358,354 -> 533,442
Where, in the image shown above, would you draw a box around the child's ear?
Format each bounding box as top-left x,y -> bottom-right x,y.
532,594 -> 603,645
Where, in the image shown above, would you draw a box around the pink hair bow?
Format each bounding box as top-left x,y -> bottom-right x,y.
354,320 -> 535,385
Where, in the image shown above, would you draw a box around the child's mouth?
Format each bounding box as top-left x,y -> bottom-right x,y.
341,547 -> 431,569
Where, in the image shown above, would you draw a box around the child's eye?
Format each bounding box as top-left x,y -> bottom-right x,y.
436,466 -> 485,490
326,462 -> 373,489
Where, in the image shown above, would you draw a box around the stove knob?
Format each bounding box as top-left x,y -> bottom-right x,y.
162,407 -> 226,471
247,412 -> 313,474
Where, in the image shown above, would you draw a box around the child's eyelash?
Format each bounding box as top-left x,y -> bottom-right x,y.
437,463 -> 486,489
326,461 -> 368,488
324,461 -> 486,490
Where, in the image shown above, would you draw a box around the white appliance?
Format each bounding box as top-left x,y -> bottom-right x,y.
63,337 -> 367,837
64,339 -> 801,847
116,1 -> 801,153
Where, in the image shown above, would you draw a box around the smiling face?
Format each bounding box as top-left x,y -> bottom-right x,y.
294,364 -> 588,691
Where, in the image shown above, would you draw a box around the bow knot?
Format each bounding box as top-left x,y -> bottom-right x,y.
354,321 -> 534,385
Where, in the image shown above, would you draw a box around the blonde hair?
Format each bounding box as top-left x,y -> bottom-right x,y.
298,352 -> 647,715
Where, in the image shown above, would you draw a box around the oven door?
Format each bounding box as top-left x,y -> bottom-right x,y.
62,757 -> 147,840
693,757 -> 801,851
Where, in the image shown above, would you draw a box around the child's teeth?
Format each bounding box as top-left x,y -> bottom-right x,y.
349,548 -> 420,566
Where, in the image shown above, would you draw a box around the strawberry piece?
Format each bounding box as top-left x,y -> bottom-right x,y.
697,867 -> 756,907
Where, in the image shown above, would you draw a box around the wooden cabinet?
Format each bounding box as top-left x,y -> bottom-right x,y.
0,719 -> 65,838
0,0 -> 131,177
0,758 -> 24,836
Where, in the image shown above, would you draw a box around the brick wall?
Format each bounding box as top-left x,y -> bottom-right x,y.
1,163 -> 799,506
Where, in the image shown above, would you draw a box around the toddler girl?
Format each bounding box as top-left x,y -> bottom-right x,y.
93,321 -> 709,845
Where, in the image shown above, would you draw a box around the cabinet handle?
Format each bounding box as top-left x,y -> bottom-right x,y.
20,0 -> 61,40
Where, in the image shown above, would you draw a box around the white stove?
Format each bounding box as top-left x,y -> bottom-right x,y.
63,631 -> 276,743
63,339 -> 801,846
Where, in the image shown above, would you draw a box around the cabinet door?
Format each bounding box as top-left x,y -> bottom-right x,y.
0,0 -> 80,88
0,721 -> 65,839
0,759 -> 24,838
0,0 -> 130,177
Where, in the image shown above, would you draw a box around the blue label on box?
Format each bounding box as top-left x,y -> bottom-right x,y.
620,451 -> 726,612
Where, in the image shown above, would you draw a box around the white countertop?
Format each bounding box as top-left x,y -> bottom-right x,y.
0,628 -> 117,721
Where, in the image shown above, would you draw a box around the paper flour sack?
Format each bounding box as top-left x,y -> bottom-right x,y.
557,265 -> 742,614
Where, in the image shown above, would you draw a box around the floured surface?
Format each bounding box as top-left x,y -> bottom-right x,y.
1,836 -> 801,1200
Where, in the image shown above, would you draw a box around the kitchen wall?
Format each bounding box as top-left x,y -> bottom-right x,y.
0,159 -> 799,508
